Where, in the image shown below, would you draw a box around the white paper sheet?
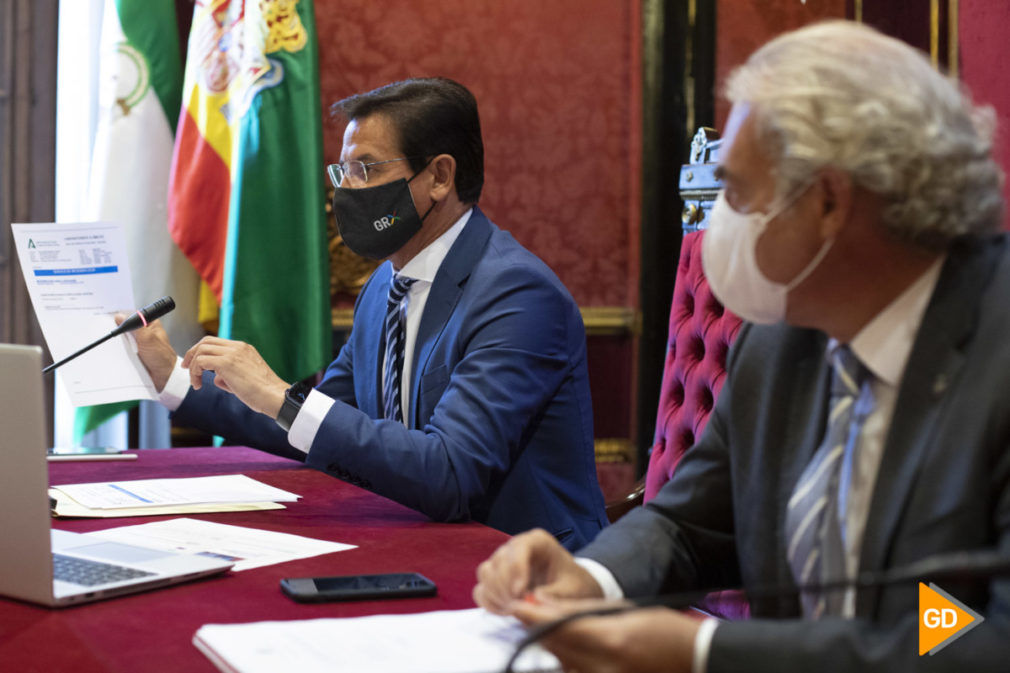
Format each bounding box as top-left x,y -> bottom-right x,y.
10,221 -> 157,405
48,487 -> 286,519
194,608 -> 561,673
52,474 -> 301,510
88,518 -> 355,571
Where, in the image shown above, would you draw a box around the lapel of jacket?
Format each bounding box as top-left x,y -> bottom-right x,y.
856,236 -> 1004,616
407,207 -> 494,428
367,263 -> 395,417
775,329 -> 833,615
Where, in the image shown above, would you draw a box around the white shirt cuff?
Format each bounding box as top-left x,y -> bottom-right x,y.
692,617 -> 718,673
158,357 -> 192,411
286,388 -> 334,454
573,558 -> 624,600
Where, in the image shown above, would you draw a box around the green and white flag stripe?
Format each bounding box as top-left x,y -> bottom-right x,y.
114,0 -> 182,130
75,0 -> 201,440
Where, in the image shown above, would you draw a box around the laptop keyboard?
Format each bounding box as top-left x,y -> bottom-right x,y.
53,553 -> 156,587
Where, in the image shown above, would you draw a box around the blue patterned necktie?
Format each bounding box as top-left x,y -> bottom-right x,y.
383,274 -> 416,424
785,345 -> 874,617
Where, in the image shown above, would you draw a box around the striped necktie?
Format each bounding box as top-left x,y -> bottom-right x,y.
383,274 -> 416,424
785,345 -> 873,617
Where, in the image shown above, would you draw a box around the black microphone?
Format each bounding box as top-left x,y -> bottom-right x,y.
42,296 -> 176,374
503,549 -> 1010,673
107,296 -> 176,337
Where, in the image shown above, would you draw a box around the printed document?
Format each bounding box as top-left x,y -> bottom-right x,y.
10,221 -> 156,405
88,518 -> 355,571
51,475 -> 300,510
194,608 -> 561,673
48,487 -> 285,519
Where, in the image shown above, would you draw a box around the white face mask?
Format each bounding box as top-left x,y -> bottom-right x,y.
701,188 -> 832,324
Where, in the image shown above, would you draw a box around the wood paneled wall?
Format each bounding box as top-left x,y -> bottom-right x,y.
0,0 -> 57,445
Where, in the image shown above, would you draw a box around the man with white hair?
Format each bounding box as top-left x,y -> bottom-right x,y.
473,21 -> 1009,672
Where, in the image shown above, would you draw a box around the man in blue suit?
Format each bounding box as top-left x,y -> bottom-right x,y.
130,78 -> 607,549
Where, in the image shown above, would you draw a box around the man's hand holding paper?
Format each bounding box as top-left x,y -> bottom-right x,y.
125,313 -> 291,420
11,221 -> 158,406
114,313 -> 178,392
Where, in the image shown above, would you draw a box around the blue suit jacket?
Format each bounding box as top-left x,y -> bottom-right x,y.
174,207 -> 608,549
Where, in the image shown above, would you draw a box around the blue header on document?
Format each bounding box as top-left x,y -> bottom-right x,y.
34,266 -> 119,276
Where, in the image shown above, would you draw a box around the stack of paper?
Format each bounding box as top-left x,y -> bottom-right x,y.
87,518 -> 355,571
194,608 -> 561,673
50,474 -> 299,518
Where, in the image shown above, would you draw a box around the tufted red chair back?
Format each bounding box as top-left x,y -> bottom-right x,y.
645,230 -> 742,501
643,230 -> 749,620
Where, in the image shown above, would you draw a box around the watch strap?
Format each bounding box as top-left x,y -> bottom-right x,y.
276,381 -> 312,432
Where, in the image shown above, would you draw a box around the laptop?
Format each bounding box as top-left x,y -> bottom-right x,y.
0,343 -> 233,607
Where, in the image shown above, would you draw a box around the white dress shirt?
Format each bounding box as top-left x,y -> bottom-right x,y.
385,208 -> 471,426
836,254 -> 944,615
159,209 -> 473,454
575,255 -> 945,673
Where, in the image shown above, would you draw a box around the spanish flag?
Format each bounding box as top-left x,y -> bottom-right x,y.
169,0 -> 330,385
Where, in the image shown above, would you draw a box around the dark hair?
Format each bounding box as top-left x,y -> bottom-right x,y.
333,77 -> 484,204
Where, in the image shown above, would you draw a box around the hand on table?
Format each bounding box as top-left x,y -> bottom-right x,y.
511,598 -> 700,673
473,529 -> 604,614
182,336 -> 289,418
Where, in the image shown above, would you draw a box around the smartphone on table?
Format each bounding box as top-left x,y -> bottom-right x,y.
46,446 -> 136,461
280,572 -> 437,603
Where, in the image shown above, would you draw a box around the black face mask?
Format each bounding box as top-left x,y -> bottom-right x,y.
331,175 -> 434,260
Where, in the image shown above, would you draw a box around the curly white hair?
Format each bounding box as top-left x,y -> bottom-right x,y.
726,20 -> 1004,249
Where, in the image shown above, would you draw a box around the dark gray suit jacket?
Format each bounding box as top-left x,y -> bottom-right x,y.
579,234 -> 1010,671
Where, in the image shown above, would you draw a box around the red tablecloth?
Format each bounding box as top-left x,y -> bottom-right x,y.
0,446 -> 509,672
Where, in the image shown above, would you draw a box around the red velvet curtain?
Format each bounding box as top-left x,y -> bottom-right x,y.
316,0 -> 642,307
961,1 -> 1010,224
315,1 -> 644,488
713,0 -> 1009,229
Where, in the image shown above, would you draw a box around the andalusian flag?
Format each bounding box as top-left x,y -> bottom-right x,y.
169,0 -> 330,384
77,0 -> 202,440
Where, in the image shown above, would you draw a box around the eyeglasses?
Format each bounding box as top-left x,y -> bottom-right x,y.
327,158 -> 409,188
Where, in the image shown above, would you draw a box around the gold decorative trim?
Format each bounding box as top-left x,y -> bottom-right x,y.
852,0 -> 957,78
948,0 -> 959,80
581,307 -> 641,336
333,306 -> 642,334
685,0 -> 696,139
331,308 -> 354,330
930,0 -> 940,68
594,438 -> 636,463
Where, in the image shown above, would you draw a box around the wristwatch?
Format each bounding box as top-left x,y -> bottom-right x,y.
276,381 -> 312,432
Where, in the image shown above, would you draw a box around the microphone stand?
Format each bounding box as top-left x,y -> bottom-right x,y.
42,331 -> 118,374
42,296 -> 175,374
502,550 -> 1010,673
41,296 -> 175,455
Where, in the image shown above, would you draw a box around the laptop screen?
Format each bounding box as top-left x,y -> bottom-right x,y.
0,344 -> 59,604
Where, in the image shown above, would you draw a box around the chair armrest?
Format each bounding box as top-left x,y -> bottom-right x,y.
604,477 -> 645,523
